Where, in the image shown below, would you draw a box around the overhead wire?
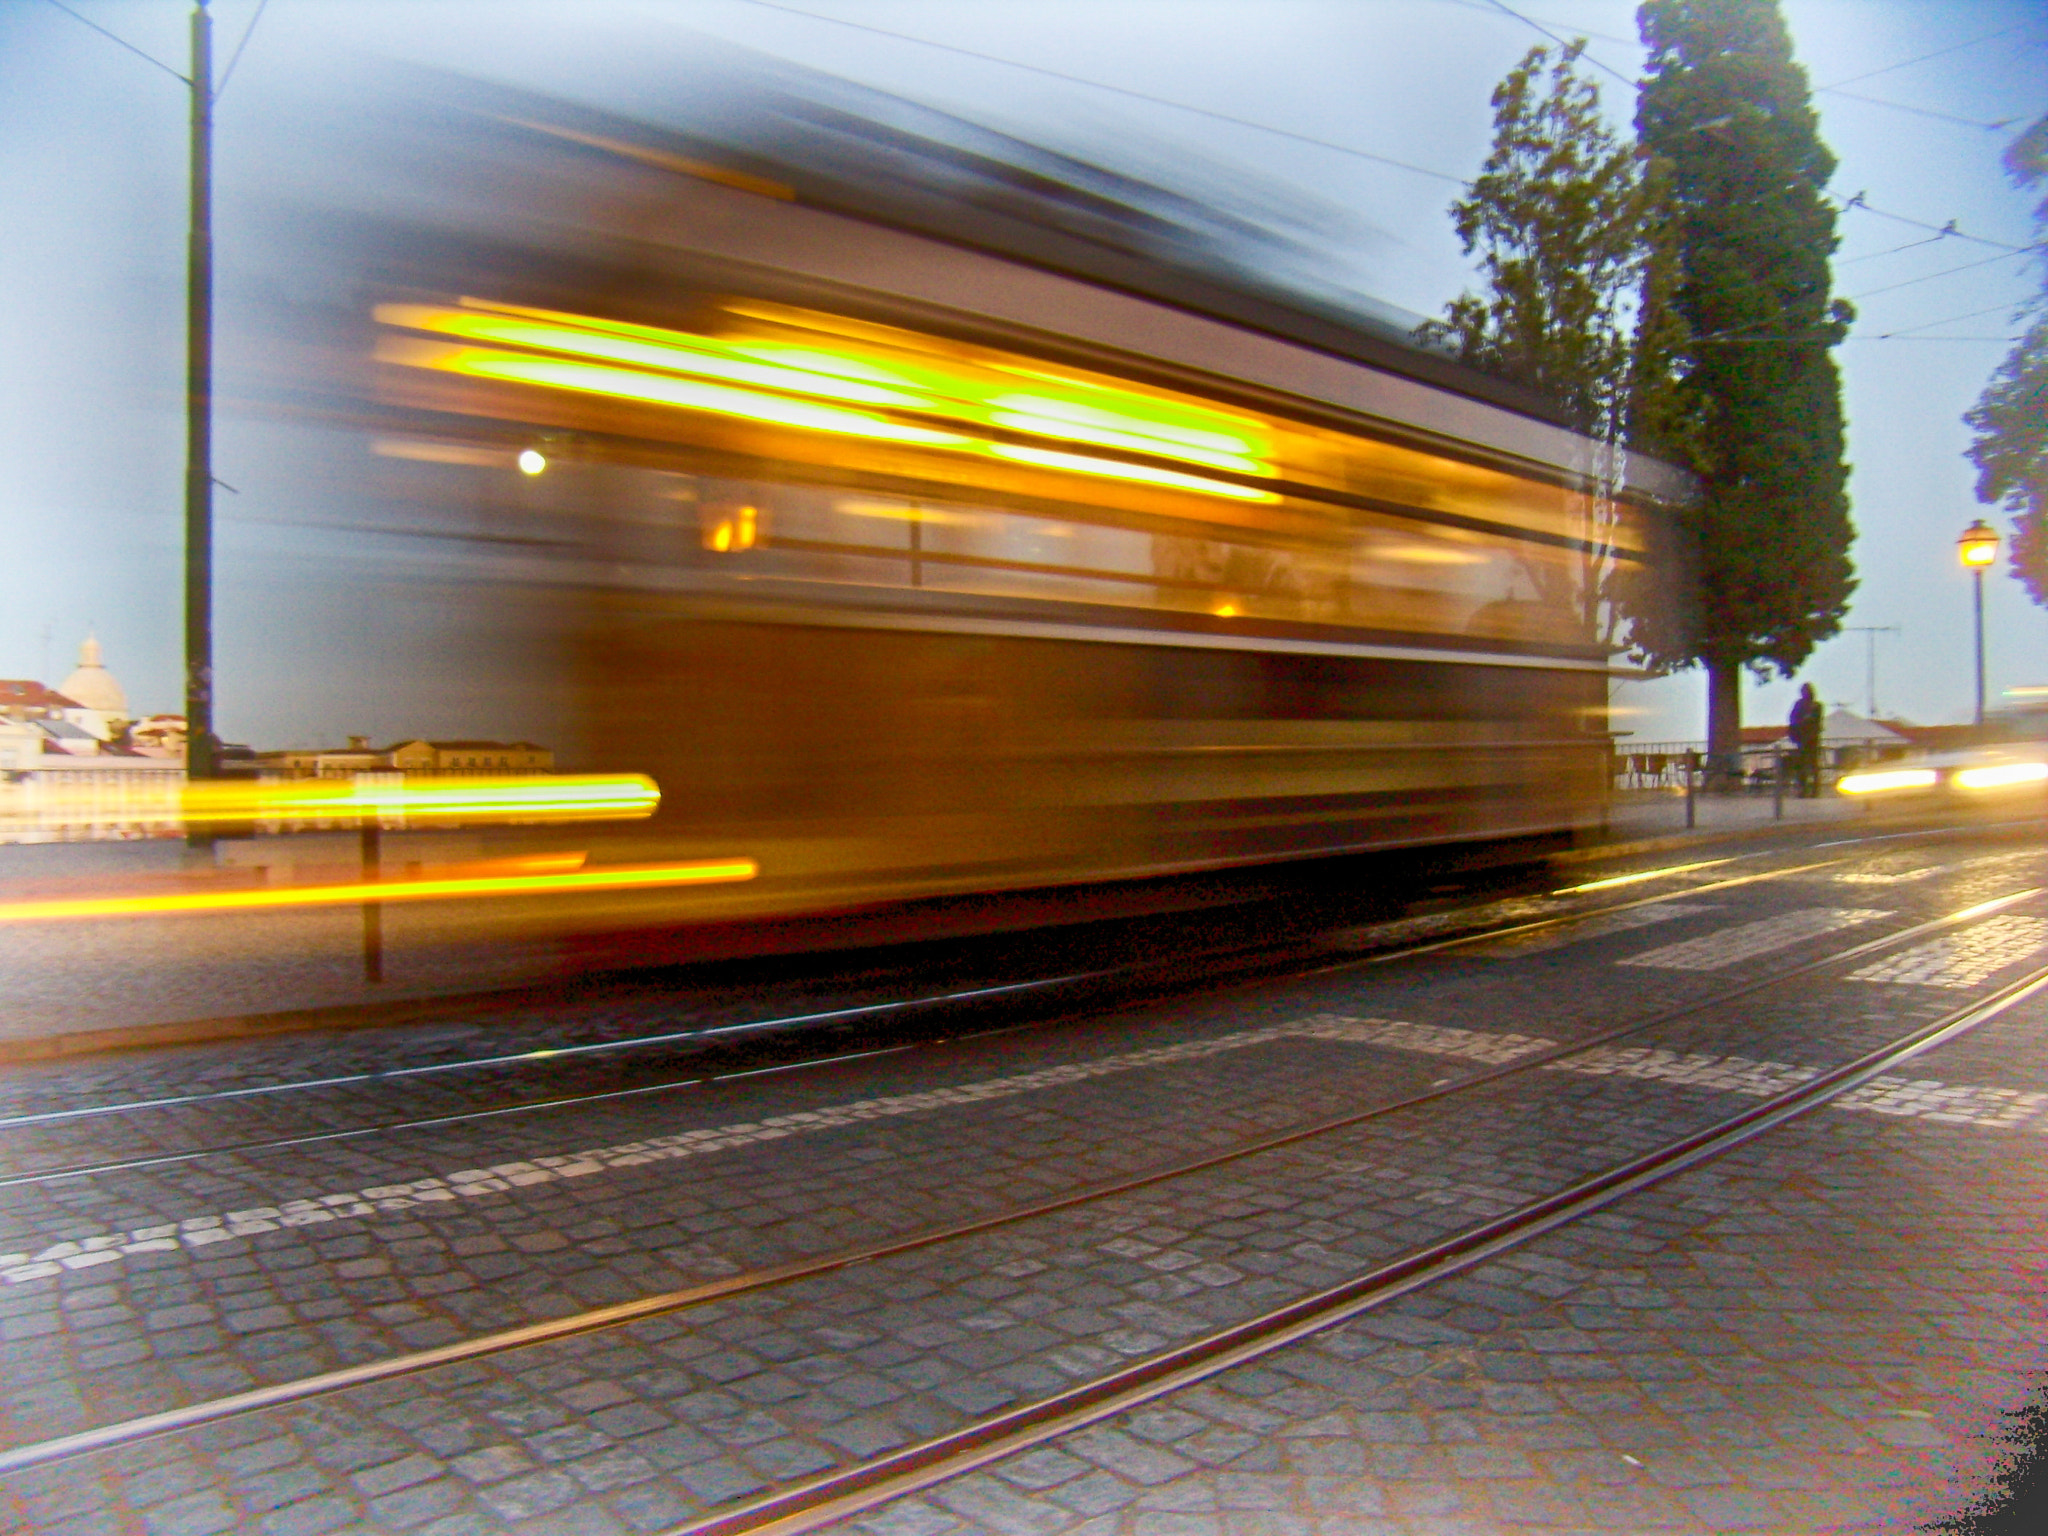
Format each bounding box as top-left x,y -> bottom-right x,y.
1467,1 -> 2036,249
1821,89 -> 2018,132
1836,231 -> 1958,267
1848,246 -> 2038,301
35,0 -> 187,83
1876,301 -> 2031,338
721,0 -> 1467,186
1817,24 -> 2030,92
217,0 -> 270,96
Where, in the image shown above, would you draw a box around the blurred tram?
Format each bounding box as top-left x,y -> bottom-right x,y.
237,67 -> 1689,953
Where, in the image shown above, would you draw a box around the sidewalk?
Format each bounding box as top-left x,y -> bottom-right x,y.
0,789 -> 2001,1063
1596,783 -> 1873,844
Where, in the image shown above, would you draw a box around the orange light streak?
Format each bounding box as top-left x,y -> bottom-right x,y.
0,859 -> 758,925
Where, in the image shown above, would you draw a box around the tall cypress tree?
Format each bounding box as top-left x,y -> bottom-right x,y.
1964,114 -> 2048,607
1636,0 -> 1855,774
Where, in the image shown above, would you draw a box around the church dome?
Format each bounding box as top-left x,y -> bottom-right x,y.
59,633 -> 128,716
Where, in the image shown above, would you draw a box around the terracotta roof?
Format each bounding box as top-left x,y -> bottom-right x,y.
0,680 -> 83,710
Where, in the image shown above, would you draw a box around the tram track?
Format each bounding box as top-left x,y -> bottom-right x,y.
4,823 -> 2028,1157
661,958 -> 2048,1536
0,845 -> 1878,1184
1,877 -> 2038,1480
0,827 -> 1916,1144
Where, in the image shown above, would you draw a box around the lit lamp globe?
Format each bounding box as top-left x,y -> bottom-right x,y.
1957,518 -> 1999,730
517,448 -> 547,476
1957,519 -> 1998,568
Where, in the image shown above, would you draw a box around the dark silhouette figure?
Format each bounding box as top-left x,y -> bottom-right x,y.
1789,683 -> 1824,798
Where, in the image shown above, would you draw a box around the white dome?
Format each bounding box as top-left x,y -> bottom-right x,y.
58,633 -> 127,716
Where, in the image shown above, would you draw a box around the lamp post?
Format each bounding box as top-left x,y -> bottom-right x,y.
1957,519 -> 1999,730
186,0 -> 217,849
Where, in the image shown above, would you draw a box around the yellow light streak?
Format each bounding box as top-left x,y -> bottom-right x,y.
987,410 -> 1265,474
377,305 -> 931,409
0,858 -> 758,926
381,299 -> 1291,501
1837,768 -> 1938,796
988,391 -> 1259,457
386,341 -> 974,450
1955,761 -> 2048,790
986,443 -> 1278,502
1551,858 -> 1734,895
176,775 -> 660,829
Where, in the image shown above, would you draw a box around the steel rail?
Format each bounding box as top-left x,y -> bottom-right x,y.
654,957 -> 2048,1536
0,850 -> 1861,1180
0,835 -> 1871,1144
0,882 -> 2035,1474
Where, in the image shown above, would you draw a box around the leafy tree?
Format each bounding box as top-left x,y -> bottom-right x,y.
1964,114 -> 2048,607
1637,0 -> 1855,775
1420,41 -> 1678,658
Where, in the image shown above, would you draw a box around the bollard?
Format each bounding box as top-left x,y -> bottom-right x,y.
361,820 -> 383,984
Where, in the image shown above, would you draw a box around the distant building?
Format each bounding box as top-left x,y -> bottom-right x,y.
0,678 -> 88,728
129,714 -> 188,758
256,735 -> 389,780
52,633 -> 130,741
256,737 -> 554,779
387,739 -> 554,775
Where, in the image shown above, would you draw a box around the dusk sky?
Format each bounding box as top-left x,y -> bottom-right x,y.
1,0 -> 2041,748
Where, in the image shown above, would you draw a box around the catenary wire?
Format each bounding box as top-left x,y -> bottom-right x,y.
35,0 -> 187,82
719,0 -> 1467,185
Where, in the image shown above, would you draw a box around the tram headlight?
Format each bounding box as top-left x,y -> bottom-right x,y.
1836,769 -> 1937,796
1954,761 -> 2048,790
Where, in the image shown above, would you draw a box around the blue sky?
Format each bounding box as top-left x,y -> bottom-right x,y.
1,0 -> 2041,746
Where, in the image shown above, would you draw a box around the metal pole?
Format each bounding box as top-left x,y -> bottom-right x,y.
1773,749 -> 1784,820
1685,751 -> 1697,830
184,0 -> 217,849
1973,566 -> 1987,730
361,819 -> 384,984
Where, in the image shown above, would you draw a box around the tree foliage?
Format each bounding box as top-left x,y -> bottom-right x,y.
1422,43 -> 1664,441
1636,0 -> 1856,691
1420,42 -> 1679,658
1964,114 -> 2048,608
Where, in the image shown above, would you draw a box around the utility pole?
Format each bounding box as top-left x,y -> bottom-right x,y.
185,0 -> 217,850
1841,625 -> 1900,720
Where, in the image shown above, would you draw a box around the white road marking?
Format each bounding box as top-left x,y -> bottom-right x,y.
1845,916 -> 2048,989
1466,903 -> 1715,957
5,990 -> 2042,1287
1,1017 -> 1528,1284
1617,908 -> 1890,971
1558,1042 -> 2048,1129
1834,867 -> 1942,885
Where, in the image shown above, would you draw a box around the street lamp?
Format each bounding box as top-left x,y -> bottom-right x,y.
1957,519 -> 1999,729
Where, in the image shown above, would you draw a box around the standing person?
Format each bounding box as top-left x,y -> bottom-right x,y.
1788,683 -> 1824,798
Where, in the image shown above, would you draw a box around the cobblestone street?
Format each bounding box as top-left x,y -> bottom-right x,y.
2,822 -> 2044,1534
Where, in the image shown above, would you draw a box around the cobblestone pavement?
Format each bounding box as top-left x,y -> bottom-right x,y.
842,984 -> 2048,1536
0,825 -> 2042,1534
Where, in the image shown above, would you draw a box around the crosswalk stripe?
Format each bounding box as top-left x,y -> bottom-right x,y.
1618,908 -> 1890,971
